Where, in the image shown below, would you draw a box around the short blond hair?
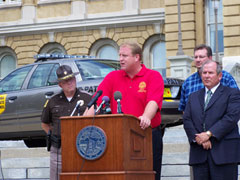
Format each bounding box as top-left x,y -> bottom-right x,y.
120,42 -> 142,61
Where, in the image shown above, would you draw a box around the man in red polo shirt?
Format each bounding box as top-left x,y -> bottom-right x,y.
87,42 -> 164,180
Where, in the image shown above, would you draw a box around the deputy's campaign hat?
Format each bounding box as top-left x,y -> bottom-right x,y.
56,65 -> 79,81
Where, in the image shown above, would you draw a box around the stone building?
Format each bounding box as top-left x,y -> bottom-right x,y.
0,0 -> 239,85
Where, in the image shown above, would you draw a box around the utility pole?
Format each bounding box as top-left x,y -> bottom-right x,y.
176,0 -> 184,56
212,0 -> 220,62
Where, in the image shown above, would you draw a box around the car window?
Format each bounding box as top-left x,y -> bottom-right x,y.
47,64 -> 60,86
76,59 -> 119,80
0,66 -> 33,93
28,63 -> 59,89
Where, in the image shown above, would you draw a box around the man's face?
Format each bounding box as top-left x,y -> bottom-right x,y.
119,45 -> 139,73
194,49 -> 210,70
201,62 -> 222,89
59,77 -> 76,95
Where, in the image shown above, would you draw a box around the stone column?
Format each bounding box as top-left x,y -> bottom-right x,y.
168,55 -> 193,80
123,0 -> 139,14
0,36 -> 6,46
71,0 -> 87,19
222,56 -> 240,87
21,0 -> 37,23
195,0 -> 205,45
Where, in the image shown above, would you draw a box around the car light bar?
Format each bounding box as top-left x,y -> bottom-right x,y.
34,53 -> 95,62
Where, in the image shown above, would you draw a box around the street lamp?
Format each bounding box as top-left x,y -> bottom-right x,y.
212,0 -> 220,62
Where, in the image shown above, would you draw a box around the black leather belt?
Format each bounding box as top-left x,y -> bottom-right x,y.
152,125 -> 161,132
51,135 -> 61,149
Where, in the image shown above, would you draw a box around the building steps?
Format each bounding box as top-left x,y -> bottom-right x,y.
0,125 -> 239,179
0,141 -> 49,179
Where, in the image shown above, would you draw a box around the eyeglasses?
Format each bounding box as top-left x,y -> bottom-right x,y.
194,56 -> 207,59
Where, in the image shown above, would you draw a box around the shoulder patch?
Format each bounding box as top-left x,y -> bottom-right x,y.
44,100 -> 49,108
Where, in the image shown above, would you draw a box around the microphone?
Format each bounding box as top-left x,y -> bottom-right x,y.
101,96 -> 112,114
70,100 -> 82,116
114,91 -> 123,114
87,90 -> 103,108
95,96 -> 110,114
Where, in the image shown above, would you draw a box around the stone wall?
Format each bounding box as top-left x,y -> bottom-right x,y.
164,0 -> 197,75
222,0 -> 240,87
3,25 -> 157,66
1,0 -> 240,77
223,0 -> 240,56
165,0 -> 196,57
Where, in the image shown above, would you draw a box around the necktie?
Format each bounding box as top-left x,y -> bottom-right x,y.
204,90 -> 212,110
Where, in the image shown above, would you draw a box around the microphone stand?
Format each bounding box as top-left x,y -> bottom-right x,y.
102,102 -> 111,114
70,102 -> 80,116
117,99 -> 123,114
94,103 -> 97,115
77,105 -> 81,116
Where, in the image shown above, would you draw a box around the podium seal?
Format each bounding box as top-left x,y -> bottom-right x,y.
76,125 -> 107,160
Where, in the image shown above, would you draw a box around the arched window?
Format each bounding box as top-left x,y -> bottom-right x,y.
90,39 -> 119,60
39,43 -> 66,54
97,45 -> 118,60
151,41 -> 166,75
143,34 -> 166,78
0,48 -> 17,79
205,0 -> 224,54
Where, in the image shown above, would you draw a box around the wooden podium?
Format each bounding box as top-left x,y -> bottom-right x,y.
60,114 -> 155,180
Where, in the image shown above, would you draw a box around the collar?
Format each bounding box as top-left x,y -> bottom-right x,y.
205,83 -> 220,94
122,64 -> 147,78
59,88 -> 79,101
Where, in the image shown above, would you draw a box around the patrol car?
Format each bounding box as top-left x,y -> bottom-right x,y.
0,54 -> 183,147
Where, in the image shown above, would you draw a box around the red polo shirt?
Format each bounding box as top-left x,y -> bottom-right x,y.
97,64 -> 164,128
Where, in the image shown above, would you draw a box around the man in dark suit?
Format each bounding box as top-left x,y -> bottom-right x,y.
183,60 -> 240,180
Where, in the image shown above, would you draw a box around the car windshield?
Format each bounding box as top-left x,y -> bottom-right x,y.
76,59 -> 120,80
0,66 -> 33,93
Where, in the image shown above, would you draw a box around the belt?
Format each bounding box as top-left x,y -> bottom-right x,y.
152,125 -> 161,132
51,135 -> 61,149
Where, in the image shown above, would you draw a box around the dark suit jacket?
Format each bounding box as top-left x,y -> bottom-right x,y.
183,84 -> 240,165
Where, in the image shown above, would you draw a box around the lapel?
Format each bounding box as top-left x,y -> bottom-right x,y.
205,84 -> 224,111
198,88 -> 205,111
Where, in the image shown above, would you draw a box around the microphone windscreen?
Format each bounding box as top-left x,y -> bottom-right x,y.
87,90 -> 103,108
96,90 -> 103,97
102,96 -> 110,102
114,91 -> 122,100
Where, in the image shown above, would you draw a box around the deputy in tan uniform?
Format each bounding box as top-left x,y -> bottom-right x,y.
41,65 -> 91,180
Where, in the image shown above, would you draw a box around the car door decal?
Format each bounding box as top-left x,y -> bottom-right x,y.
0,94 -> 7,114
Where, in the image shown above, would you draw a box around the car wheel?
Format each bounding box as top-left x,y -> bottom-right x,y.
24,139 -> 46,148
